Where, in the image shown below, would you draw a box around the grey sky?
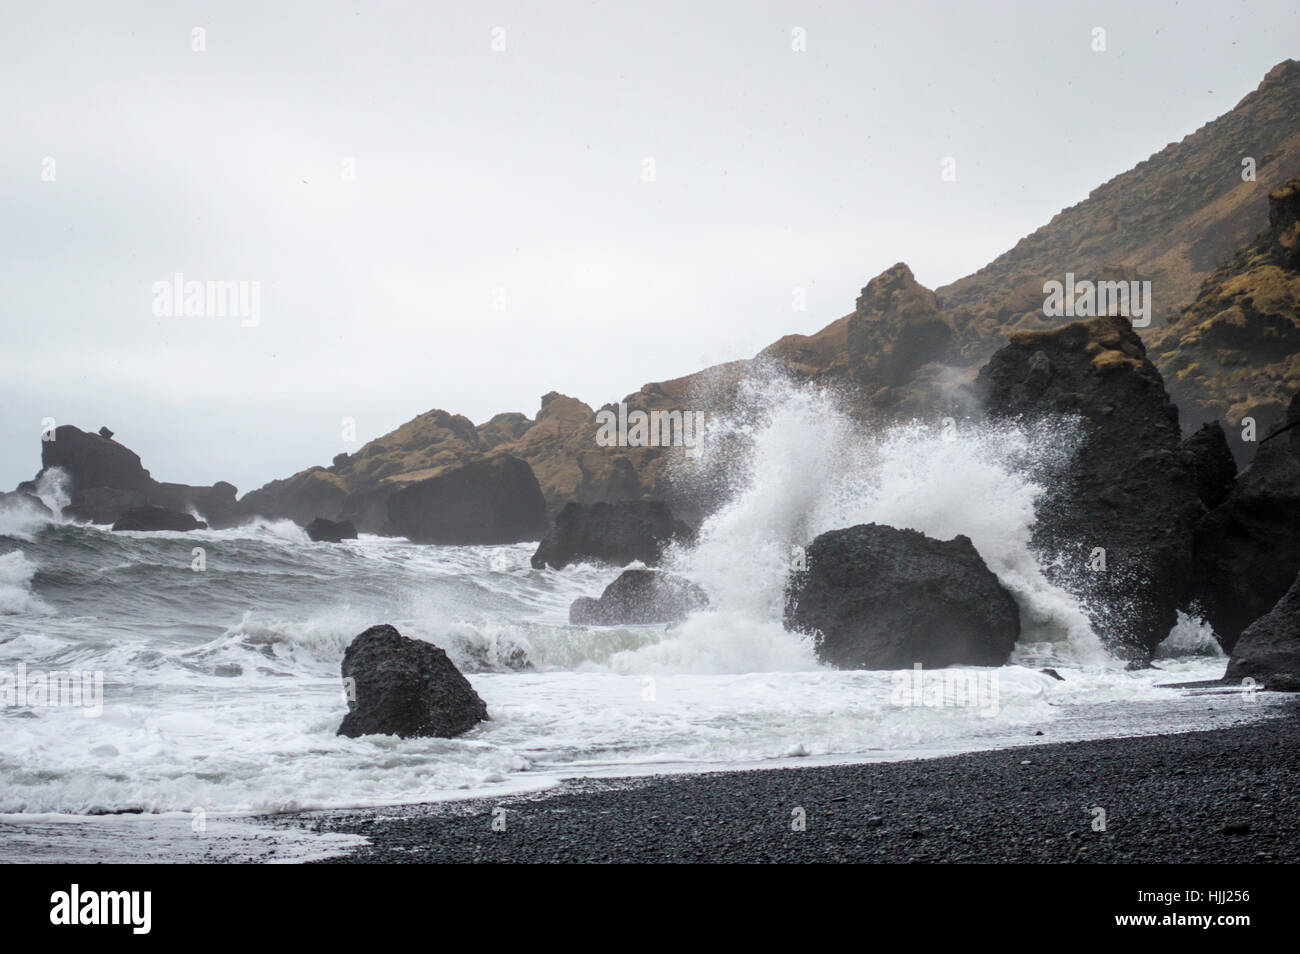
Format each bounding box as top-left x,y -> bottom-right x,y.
2,0 -> 1297,493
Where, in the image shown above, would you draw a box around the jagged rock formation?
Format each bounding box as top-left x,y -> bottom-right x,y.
32,425 -> 239,527
978,315 -> 1204,660
569,569 -> 709,625
1224,569 -> 1300,691
386,454 -> 548,545
784,523 -> 1020,669
337,624 -> 487,739
1149,179 -> 1300,464
531,501 -> 695,570
1192,389 -> 1300,651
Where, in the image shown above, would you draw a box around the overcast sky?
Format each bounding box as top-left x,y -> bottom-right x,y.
2,0 -> 1297,493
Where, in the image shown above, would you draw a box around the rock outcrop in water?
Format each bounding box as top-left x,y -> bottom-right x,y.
111,505 -> 207,532
1225,570 -> 1300,691
31,425 -> 241,528
305,517 -> 358,542
569,569 -> 709,625
385,454 -> 547,544
1192,389 -> 1300,651
532,500 -> 695,570
337,624 -> 488,739
978,315 -> 1203,660
784,523 -> 1020,669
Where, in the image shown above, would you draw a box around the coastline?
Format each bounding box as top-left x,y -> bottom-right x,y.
286,698 -> 1300,864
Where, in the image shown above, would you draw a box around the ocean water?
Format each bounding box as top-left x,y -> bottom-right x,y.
0,379 -> 1270,842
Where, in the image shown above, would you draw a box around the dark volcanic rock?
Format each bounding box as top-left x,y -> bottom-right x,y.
386,455 -> 547,545
1225,570 -> 1300,690
41,425 -> 153,496
978,315 -> 1203,660
111,506 -> 207,532
238,468 -> 350,528
33,425 -> 241,527
1182,421 -> 1237,510
783,523 -> 1020,670
532,500 -> 694,570
305,517 -> 358,542
1193,390 -> 1300,650
569,570 -> 709,625
337,624 -> 487,739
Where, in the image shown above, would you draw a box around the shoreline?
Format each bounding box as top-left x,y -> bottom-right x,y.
282,699 -> 1300,863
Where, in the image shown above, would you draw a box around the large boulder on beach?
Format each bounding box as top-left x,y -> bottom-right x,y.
1225,570 -> 1300,690
111,506 -> 207,532
570,569 -> 709,625
305,516 -> 358,542
532,500 -> 694,570
978,314 -> 1203,660
386,454 -> 547,545
1192,389 -> 1300,651
337,624 -> 488,738
784,523 -> 1020,669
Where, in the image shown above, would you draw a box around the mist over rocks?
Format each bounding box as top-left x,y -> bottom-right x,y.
531,500 -> 695,570
385,454 -> 547,545
569,569 -> 709,625
1224,569 -> 1300,690
977,315 -> 1203,661
337,624 -> 487,739
1192,389 -> 1300,651
784,523 -> 1020,670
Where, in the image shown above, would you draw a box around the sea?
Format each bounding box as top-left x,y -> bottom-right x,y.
0,379 -> 1281,861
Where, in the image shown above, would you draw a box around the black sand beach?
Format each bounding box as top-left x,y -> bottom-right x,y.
293,699 -> 1300,864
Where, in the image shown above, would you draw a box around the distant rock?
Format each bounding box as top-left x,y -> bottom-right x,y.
846,263 -> 956,414
532,500 -> 695,570
569,569 -> 709,625
41,425 -> 153,496
337,624 -> 488,738
237,467 -> 350,528
978,315 -> 1203,661
1225,569 -> 1300,691
1193,389 -> 1300,651
305,516 -> 358,542
0,491 -> 52,518
32,425 -> 240,527
111,506 -> 207,532
386,454 -> 547,545
784,523 -> 1020,670
1182,421 -> 1237,510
